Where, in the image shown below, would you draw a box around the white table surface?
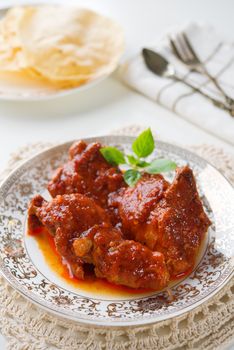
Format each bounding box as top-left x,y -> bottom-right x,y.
0,0 -> 233,348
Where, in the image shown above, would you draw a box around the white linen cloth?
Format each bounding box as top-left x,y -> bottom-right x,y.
121,23 -> 234,146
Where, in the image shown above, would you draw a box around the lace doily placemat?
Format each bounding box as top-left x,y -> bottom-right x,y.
0,126 -> 233,350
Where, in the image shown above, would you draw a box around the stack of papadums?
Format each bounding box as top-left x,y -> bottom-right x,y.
0,6 -> 124,88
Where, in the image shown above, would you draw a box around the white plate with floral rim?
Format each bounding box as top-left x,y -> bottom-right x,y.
0,135 -> 233,327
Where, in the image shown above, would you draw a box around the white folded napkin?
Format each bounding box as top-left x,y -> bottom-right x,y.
121,23 -> 234,146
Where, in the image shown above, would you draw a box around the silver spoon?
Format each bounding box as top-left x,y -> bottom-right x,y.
142,48 -> 233,115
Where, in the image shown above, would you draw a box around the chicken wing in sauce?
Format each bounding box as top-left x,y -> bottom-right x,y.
47,141 -> 126,209
110,166 -> 211,276
153,166 -> 211,276
28,193 -> 110,279
109,173 -> 169,245
73,225 -> 169,290
28,193 -> 169,289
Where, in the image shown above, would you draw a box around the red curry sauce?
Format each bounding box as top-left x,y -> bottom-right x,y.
28,227 -> 155,296
28,226 -> 196,296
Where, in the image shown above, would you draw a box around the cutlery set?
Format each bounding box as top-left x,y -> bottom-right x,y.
142,33 -> 234,116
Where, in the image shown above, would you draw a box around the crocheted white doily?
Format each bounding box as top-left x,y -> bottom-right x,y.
0,127 -> 233,350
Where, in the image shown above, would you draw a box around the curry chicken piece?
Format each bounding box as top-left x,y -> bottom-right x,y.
109,173 -> 170,244
28,193 -> 169,290
47,141 -> 126,209
111,166 -> 211,276
28,193 -> 110,279
73,225 -> 169,290
153,166 -> 211,275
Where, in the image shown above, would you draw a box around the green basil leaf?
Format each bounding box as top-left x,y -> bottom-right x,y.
137,160 -> 150,167
132,128 -> 155,158
123,169 -> 141,187
127,155 -> 138,165
146,159 -> 177,174
100,147 -> 125,165
127,155 -> 150,168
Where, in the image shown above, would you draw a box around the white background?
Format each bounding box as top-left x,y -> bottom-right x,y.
0,0 -> 233,348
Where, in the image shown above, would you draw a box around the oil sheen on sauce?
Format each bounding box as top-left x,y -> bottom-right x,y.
28,227 -> 202,297
28,227 -> 154,296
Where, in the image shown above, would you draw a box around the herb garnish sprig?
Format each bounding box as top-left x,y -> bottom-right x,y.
100,128 -> 177,187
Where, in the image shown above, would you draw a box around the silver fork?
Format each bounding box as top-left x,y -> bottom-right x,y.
170,32 -> 234,116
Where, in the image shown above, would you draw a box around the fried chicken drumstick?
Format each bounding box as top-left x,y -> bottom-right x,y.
28,193 -> 169,290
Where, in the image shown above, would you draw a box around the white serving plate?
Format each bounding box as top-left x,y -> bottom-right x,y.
0,136 -> 233,326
